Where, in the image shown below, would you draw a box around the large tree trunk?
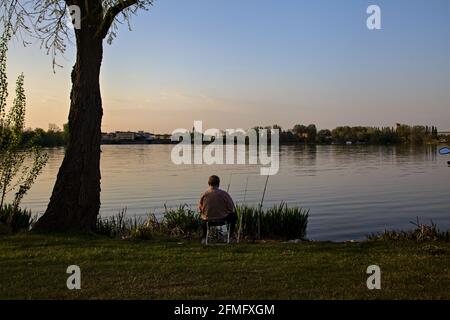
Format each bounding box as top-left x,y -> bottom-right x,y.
34,25 -> 104,232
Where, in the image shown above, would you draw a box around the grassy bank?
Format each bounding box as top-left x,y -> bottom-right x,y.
1,234 -> 450,299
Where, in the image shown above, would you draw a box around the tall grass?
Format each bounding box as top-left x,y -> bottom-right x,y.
367,218 -> 450,242
96,208 -> 134,238
0,204 -> 35,233
237,203 -> 309,240
163,204 -> 201,236
96,205 -> 201,239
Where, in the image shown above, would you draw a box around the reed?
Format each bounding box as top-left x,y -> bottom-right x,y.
96,208 -> 136,238
237,203 -> 309,240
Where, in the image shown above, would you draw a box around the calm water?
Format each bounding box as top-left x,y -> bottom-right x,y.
19,145 -> 450,241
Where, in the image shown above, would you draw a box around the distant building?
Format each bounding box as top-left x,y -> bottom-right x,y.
137,131 -> 155,141
100,130 -> 174,144
115,131 -> 135,141
152,133 -> 173,144
101,132 -> 114,143
155,134 -> 171,140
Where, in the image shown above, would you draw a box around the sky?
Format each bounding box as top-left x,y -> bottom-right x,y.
7,0 -> 450,133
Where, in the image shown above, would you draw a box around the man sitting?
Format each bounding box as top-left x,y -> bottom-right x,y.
198,175 -> 237,243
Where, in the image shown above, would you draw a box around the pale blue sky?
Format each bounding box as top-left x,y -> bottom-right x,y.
8,0 -> 450,132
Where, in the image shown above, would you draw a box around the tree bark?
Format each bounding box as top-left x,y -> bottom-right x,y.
34,22 -> 104,232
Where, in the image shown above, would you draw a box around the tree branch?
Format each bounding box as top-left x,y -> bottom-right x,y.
98,0 -> 137,39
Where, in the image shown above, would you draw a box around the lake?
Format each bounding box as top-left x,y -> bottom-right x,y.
19,144 -> 449,241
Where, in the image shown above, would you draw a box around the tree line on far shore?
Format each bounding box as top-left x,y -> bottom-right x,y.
17,122 -> 445,148
263,123 -> 443,145
19,123 -> 69,147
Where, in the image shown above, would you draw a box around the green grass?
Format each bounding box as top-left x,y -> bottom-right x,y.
1,234 -> 450,299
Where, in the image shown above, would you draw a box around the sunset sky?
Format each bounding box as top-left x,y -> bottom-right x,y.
7,0 -> 450,133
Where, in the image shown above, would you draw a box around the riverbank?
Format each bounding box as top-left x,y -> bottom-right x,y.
1,234 -> 449,299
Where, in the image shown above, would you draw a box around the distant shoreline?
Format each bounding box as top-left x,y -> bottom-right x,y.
20,124 -> 449,148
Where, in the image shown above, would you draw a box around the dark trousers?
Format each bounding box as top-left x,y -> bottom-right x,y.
201,212 -> 238,239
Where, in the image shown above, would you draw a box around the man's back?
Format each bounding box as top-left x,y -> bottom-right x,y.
199,187 -> 235,221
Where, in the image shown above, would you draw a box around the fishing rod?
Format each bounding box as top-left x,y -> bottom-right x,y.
226,172 -> 233,193
243,176 -> 249,203
260,175 -> 270,209
256,175 -> 270,241
225,172 -> 235,242
237,175 -> 250,243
